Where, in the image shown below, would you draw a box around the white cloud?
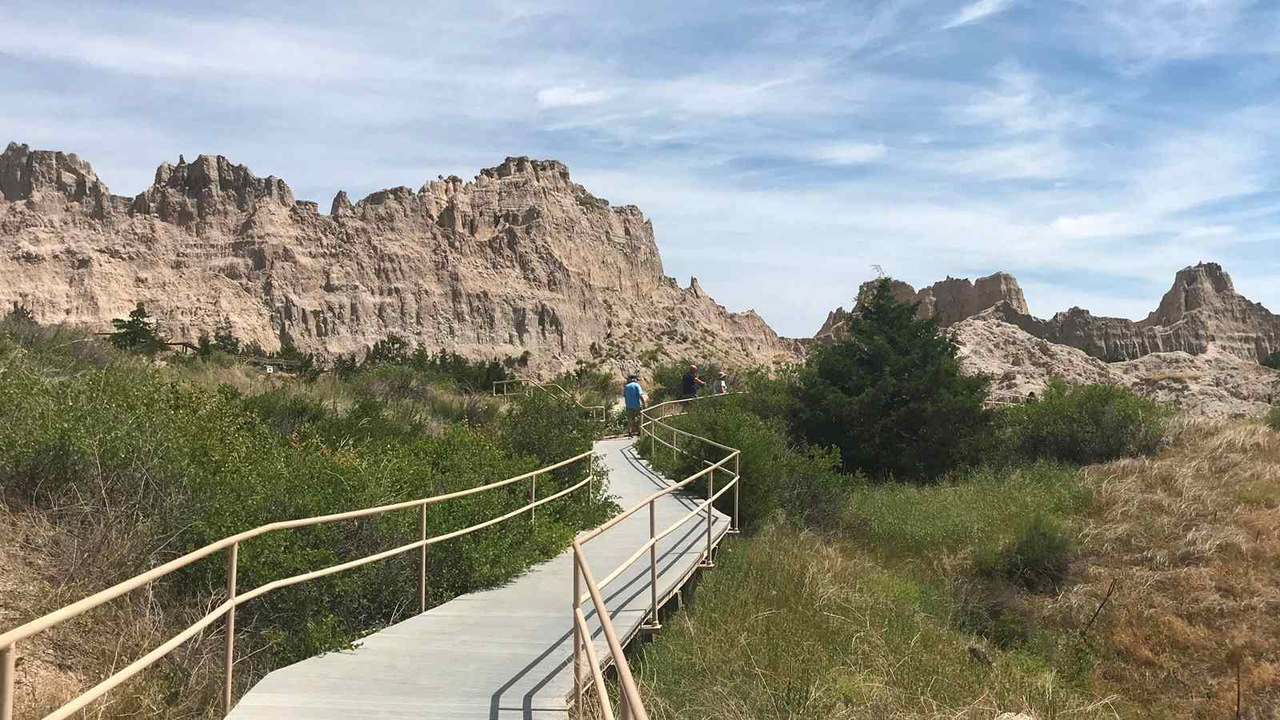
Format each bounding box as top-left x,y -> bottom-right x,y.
1083,0 -> 1259,68
805,142 -> 888,165
1050,213 -> 1140,240
943,0 -> 1013,29
948,139 -> 1075,180
536,85 -> 614,108
957,62 -> 1101,134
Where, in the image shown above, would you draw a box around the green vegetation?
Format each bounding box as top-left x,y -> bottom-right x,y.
618,278 -> 1179,719
109,302 -> 166,353
0,319 -> 612,718
994,380 -> 1171,464
1267,404 -> 1280,431
638,395 -> 848,530
1262,350 -> 1280,370
795,278 -> 992,479
648,358 -> 724,403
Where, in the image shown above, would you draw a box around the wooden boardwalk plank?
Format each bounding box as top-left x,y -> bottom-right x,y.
228,437 -> 730,720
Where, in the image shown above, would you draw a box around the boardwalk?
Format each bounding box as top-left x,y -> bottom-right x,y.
228,437 -> 730,720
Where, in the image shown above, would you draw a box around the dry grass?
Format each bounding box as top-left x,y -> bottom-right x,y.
1062,417 -> 1280,718
1,505 -> 227,719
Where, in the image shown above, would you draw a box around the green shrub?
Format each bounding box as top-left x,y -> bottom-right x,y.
1267,405 -> 1280,431
954,577 -> 1036,648
974,513 -> 1074,594
995,380 -> 1170,465
649,358 -> 721,403
639,395 -> 851,530
795,278 -> 992,480
0,351 -> 614,680
1262,351 -> 1280,370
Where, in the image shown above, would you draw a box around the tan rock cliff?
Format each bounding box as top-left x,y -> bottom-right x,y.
0,143 -> 798,376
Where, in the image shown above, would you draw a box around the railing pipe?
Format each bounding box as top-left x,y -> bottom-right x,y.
1,642 -> 14,720
705,468 -> 714,566
222,542 -> 239,714
733,452 -> 740,533
573,553 -> 583,711
419,504 -> 428,613
572,544 -> 650,720
572,609 -> 615,720
648,500 -> 658,627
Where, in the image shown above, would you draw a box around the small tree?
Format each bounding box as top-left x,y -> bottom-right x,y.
213,318 -> 241,355
1262,351 -> 1280,370
110,303 -> 166,354
365,334 -> 412,367
795,277 -> 992,480
4,303 -> 37,327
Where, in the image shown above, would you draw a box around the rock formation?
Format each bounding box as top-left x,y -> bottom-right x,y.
986,263 -> 1280,363
952,314 -> 1278,417
814,272 -> 1028,340
821,263 -> 1280,364
819,263 -> 1280,415
0,143 -> 798,376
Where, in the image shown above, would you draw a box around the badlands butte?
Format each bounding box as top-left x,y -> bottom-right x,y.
1,141 -> 1278,414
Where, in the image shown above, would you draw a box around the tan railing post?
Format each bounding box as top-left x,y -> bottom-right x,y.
704,469 -> 714,567
572,553 -> 583,711
732,451 -> 740,533
419,504 -> 428,613
670,424 -> 676,466
530,475 -> 537,524
588,454 -> 594,499
1,642 -> 15,720
222,542 -> 239,714
647,499 -> 659,629
620,695 -> 635,720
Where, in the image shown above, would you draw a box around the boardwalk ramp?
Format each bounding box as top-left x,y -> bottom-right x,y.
227,437 -> 730,720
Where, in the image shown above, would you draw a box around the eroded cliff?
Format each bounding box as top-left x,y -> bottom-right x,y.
0,142 -> 798,375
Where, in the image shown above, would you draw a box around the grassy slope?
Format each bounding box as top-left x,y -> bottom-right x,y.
630,464 -> 1114,720
628,420 -> 1280,718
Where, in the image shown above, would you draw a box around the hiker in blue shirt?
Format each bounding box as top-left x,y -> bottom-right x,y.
623,374 -> 647,437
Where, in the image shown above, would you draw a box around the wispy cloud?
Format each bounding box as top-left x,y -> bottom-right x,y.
943,0 -> 1013,29
3,0 -> 1279,334
536,85 -> 614,108
804,142 -> 888,166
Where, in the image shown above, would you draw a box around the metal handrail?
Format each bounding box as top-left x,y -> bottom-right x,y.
493,378 -> 608,422
0,450 -> 597,720
570,395 -> 741,719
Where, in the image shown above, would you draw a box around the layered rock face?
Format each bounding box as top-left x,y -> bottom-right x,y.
820,263 -> 1279,364
814,272 -> 1029,340
985,263 -> 1280,362
951,316 -> 1277,417
0,144 -> 797,376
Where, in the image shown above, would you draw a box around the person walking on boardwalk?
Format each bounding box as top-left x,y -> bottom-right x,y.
623,374 -> 647,437
713,371 -> 728,395
681,364 -> 705,400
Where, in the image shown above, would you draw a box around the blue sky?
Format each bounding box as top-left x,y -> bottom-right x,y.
3,0 -> 1279,336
